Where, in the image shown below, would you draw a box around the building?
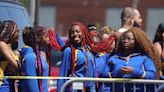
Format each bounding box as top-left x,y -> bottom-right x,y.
40,0 -> 164,40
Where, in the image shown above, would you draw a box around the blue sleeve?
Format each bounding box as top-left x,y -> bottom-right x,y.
102,61 -> 122,78
102,62 -> 111,78
95,53 -> 112,77
23,53 -> 40,92
95,55 -> 107,77
56,33 -> 65,47
109,62 -> 122,78
57,47 -> 71,92
132,56 -> 156,79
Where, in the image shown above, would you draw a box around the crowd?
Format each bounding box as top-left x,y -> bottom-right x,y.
0,6 -> 164,92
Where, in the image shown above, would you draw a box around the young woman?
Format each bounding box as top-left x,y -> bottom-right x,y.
56,22 -> 116,92
103,27 -> 160,92
0,20 -> 20,92
19,27 -> 49,92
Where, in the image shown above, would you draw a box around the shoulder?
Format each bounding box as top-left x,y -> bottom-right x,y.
41,51 -> 46,59
154,42 -> 162,48
63,47 -> 71,53
107,54 -> 118,62
139,54 -> 153,60
13,50 -> 20,57
0,41 -> 7,49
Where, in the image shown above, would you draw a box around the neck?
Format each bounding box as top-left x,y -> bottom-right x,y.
7,43 -> 12,50
121,25 -> 132,30
122,49 -> 134,56
121,21 -> 133,30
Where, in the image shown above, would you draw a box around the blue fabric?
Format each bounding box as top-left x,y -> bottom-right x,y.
57,46 -> 96,92
102,52 -> 156,92
95,53 -> 111,77
56,33 -> 65,47
94,53 -> 112,92
19,47 -> 49,92
0,79 -> 14,92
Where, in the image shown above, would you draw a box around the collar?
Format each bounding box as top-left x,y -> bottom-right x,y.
115,52 -> 141,60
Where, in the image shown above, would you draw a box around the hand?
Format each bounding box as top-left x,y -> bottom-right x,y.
121,66 -> 133,75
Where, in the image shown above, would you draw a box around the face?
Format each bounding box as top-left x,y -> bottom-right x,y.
11,26 -> 19,50
92,36 -> 100,42
38,31 -> 49,46
133,9 -> 142,28
101,33 -> 110,40
120,31 -> 135,50
69,25 -> 83,45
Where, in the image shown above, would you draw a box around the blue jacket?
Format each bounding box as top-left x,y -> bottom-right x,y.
102,52 -> 156,92
19,46 -> 49,92
57,46 -> 96,92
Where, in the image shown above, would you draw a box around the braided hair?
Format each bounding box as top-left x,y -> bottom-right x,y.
23,26 -> 48,92
0,20 -> 19,44
65,22 -> 116,52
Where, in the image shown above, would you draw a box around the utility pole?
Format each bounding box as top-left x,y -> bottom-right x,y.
29,0 -> 35,27
34,0 -> 40,27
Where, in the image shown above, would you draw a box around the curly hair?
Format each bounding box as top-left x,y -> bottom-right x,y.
116,27 -> 161,79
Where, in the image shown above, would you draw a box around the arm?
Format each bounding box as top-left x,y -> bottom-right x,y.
56,33 -> 65,47
161,41 -> 164,61
154,42 -> 163,60
102,60 -> 122,78
132,57 -> 156,79
0,41 -> 18,68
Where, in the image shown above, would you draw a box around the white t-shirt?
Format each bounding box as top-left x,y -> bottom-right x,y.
118,28 -> 128,33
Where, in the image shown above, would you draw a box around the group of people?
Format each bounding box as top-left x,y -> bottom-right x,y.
0,6 -> 164,92
0,21 -> 63,92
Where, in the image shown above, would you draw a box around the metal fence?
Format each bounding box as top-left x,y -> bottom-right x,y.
2,76 -> 164,92
60,78 -> 164,92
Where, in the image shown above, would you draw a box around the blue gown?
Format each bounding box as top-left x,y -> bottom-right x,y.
57,46 -> 96,92
103,52 -> 156,92
19,46 -> 49,92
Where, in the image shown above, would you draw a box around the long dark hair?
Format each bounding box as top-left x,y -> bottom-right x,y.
23,26 -> 47,92
153,23 -> 164,43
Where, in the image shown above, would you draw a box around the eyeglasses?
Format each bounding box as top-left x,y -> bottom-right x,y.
120,37 -> 135,41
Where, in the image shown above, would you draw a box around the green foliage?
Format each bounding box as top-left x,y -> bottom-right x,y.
19,0 -> 29,6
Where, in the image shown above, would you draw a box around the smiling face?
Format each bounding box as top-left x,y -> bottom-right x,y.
69,25 -> 83,45
120,31 -> 135,51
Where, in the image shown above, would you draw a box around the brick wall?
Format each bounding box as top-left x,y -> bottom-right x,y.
41,0 -> 164,36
